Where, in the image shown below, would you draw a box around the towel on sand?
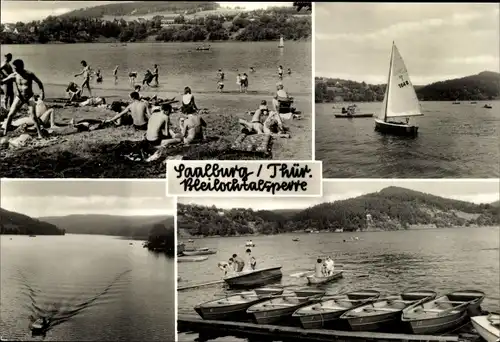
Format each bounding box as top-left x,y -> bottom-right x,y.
231,133 -> 272,154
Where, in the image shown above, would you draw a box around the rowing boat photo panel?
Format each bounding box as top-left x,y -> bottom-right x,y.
0,179 -> 176,341
0,1 -> 312,179
177,179 -> 500,342
314,2 -> 500,178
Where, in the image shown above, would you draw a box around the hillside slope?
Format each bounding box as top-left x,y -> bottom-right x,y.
178,187 -> 499,236
41,214 -> 174,238
315,71 -> 500,103
0,208 -> 65,235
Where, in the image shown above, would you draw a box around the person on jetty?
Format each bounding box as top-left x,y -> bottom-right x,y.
315,258 -> 324,278
0,59 -> 45,138
74,60 -> 93,97
66,82 -> 82,102
145,103 -> 182,147
181,86 -> 198,114
232,254 -> 245,272
240,73 -> 249,93
2,95 -> 59,132
113,65 -> 119,85
245,248 -> 257,270
128,72 -> 137,86
105,91 -> 150,130
152,64 -> 159,86
0,53 -> 14,110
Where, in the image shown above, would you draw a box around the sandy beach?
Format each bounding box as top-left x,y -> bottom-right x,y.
0,84 -> 311,178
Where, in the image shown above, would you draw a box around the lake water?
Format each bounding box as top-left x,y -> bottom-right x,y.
177,227 -> 500,341
0,234 -> 175,341
3,41 -> 311,96
316,101 -> 500,178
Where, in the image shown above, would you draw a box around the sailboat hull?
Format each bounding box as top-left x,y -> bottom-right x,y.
375,119 -> 418,137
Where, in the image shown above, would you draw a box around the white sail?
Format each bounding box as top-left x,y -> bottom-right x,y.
385,44 -> 422,118
278,36 -> 284,47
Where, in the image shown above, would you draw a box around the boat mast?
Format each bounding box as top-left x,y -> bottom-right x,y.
383,42 -> 395,122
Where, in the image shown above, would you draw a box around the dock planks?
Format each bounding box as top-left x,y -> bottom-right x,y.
178,315 -> 468,342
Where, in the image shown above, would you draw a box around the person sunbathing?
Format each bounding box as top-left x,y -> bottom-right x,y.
145,103 -> 183,147
2,96 -> 59,132
105,91 -> 151,130
181,86 -> 198,114
66,82 -> 82,102
238,100 -> 269,134
181,111 -> 206,145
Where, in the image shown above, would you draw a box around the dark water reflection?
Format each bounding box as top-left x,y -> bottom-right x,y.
178,227 -> 499,341
1,234 -> 174,341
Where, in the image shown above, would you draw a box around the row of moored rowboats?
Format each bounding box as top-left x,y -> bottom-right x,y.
194,287 -> 499,340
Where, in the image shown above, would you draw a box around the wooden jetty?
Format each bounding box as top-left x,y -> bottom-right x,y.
178,315 -> 479,342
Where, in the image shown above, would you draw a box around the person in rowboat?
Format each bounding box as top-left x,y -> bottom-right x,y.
315,258 -> 323,277
232,254 -> 245,272
325,256 -> 335,276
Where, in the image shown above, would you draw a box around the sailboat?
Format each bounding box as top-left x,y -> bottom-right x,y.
278,36 -> 284,48
374,42 -> 423,136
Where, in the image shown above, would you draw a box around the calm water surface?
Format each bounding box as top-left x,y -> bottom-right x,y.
1,234 -> 175,341
316,101 -> 500,178
178,227 -> 499,341
3,41 -> 311,96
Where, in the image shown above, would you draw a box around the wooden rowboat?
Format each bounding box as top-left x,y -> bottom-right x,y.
223,266 -> 282,289
340,290 -> 436,332
182,248 -> 217,256
471,313 -> 500,342
292,289 -> 380,329
177,256 -> 208,263
306,271 -> 343,285
401,289 -> 485,334
247,292 -> 322,325
194,287 -> 284,321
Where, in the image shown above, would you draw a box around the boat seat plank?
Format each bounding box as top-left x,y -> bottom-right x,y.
217,300 -> 249,305
365,307 -> 401,312
421,309 -> 460,314
389,300 -> 415,303
263,303 -> 298,307
436,300 -> 466,304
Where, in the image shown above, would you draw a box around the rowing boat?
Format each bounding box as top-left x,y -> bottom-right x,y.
292,289 -> 380,329
340,290 -> 436,332
471,313 -> 500,342
194,287 -> 284,321
306,271 -> 343,285
335,113 -> 374,118
223,266 -> 282,289
177,256 -> 208,262
402,289 -> 485,334
247,292 -> 322,325
182,248 -> 217,256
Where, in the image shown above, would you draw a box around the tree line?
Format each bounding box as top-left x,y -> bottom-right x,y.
178,187 -> 499,236
0,7 -> 310,44
315,71 -> 500,103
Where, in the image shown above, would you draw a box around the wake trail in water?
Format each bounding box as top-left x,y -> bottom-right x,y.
16,268 -> 132,332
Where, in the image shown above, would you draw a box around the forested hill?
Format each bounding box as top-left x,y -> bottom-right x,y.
315,71 -> 500,103
0,208 -> 65,235
60,2 -> 219,18
40,214 -> 174,238
178,187 -> 499,237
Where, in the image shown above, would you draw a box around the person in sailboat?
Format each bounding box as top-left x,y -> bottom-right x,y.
232,254 -> 245,272
245,248 -> 257,270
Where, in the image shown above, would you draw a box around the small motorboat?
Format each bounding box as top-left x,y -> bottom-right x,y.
292,238 -> 300,242
182,248 -> 217,256
30,318 -> 49,333
223,266 -> 282,289
306,270 -> 343,285
177,256 -> 208,263
402,289 -> 485,334
194,287 -> 284,321
471,313 -> 500,342
247,291 -> 322,325
484,104 -> 493,109
245,240 -> 255,247
292,289 -> 380,329
340,290 -> 436,332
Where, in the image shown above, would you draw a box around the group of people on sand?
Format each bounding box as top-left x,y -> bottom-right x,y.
315,256 -> 335,278
218,249 -> 257,276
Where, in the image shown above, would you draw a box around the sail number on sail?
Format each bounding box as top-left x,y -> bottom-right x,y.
398,80 -> 410,88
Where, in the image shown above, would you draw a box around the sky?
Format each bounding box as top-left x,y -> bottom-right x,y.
315,3 -> 500,85
178,180 -> 500,210
0,1 -> 291,24
0,180 -> 175,217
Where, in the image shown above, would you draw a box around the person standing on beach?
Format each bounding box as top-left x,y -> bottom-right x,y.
152,64 -> 159,86
113,65 -> 119,85
74,60 -> 92,97
0,59 -> 45,138
0,53 -> 14,110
